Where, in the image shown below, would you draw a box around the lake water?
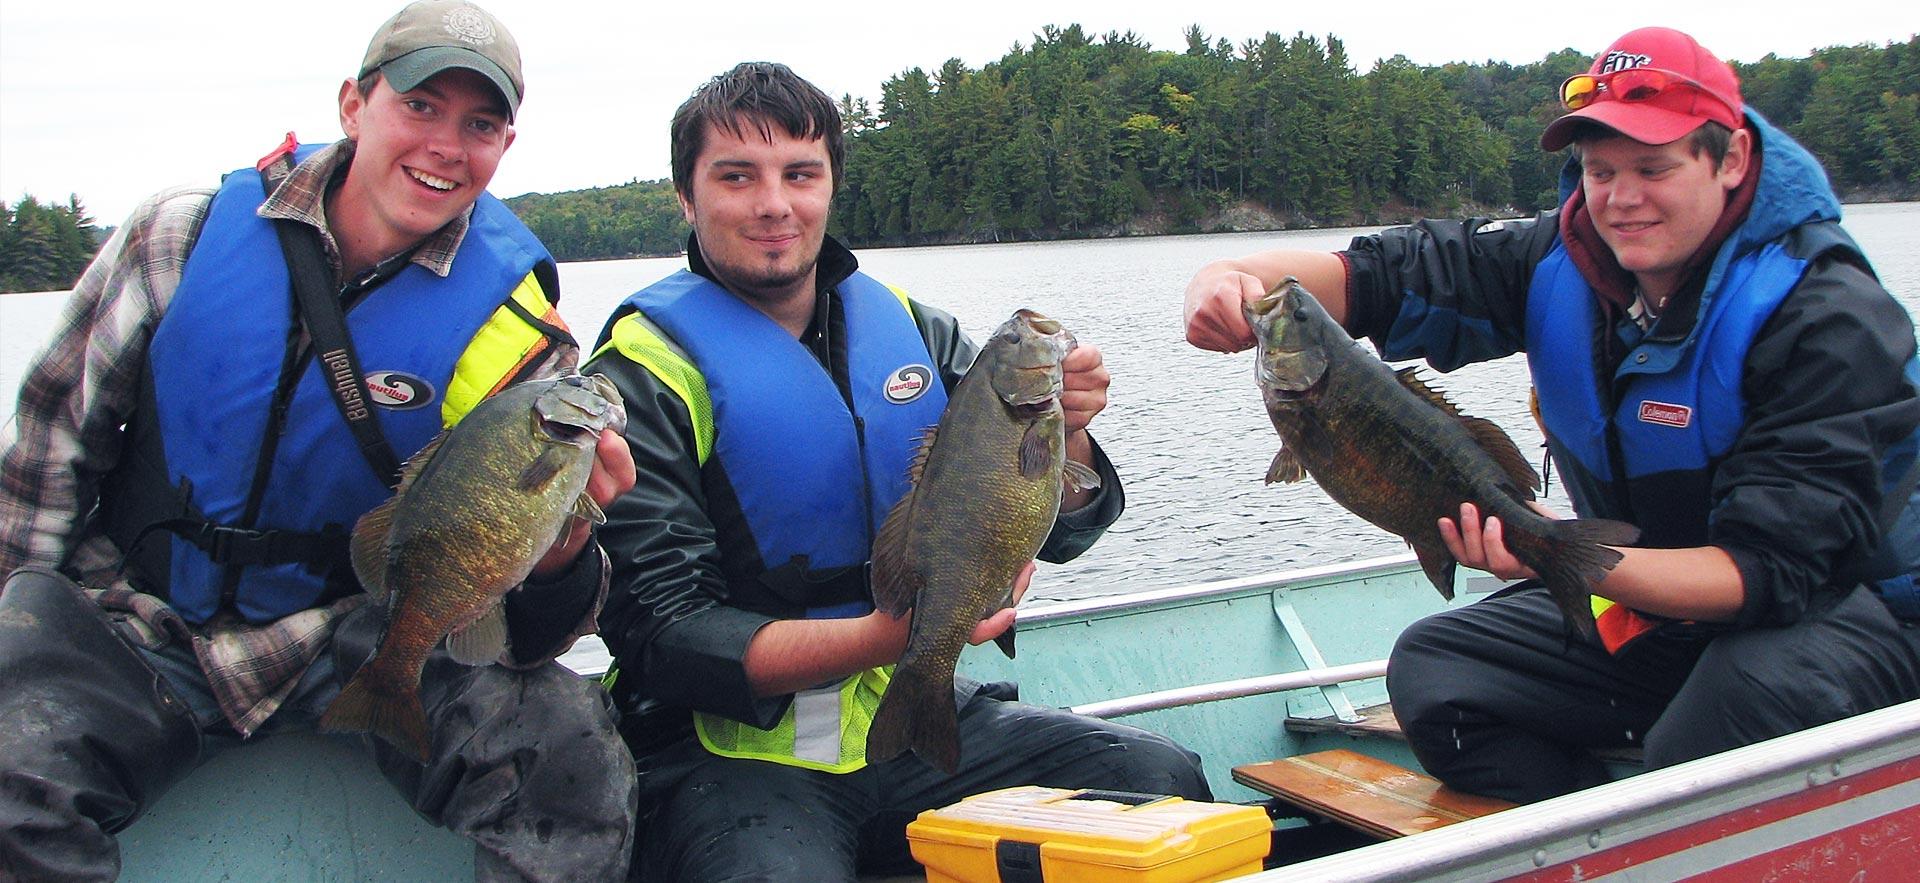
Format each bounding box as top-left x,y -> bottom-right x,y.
5,203 -> 1917,603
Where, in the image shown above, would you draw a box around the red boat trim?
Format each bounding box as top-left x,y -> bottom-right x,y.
1513,757 -> 1920,880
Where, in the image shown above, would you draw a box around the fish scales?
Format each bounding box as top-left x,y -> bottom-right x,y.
319,373 -> 626,760
1280,368 -> 1533,551
1249,279 -> 1638,636
865,309 -> 1098,774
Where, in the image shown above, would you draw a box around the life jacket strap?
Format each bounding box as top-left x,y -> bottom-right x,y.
125,514 -> 349,572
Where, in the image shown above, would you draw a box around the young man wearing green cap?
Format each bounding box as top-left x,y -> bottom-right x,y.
1182,26 -> 1920,803
0,3 -> 638,879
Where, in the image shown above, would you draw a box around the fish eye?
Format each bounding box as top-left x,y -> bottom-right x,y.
1294,309 -> 1309,322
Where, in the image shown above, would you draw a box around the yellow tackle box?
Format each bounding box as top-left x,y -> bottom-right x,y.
905,786 -> 1271,883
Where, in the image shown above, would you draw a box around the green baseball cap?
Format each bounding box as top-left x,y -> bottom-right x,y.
358,1 -> 524,121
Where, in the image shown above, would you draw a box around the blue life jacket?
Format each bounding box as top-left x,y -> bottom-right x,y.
1526,241 -> 1920,619
622,270 -> 948,617
109,147 -> 554,624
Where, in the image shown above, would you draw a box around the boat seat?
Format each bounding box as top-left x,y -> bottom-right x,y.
1285,701 -> 1647,767
1284,701 -> 1406,741
1232,749 -> 1516,840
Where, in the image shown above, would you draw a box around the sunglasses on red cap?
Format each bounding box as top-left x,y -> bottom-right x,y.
1560,67 -> 1730,115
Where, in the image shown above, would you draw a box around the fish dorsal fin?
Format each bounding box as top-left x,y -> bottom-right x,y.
870,425 -> 938,617
1394,367 -> 1463,419
394,430 -> 449,497
1395,367 -> 1540,496
446,602 -> 508,665
351,430 -> 451,597
1460,414 -> 1541,497
349,497 -> 398,596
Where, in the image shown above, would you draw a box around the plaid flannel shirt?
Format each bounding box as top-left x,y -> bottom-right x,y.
0,140 -> 601,735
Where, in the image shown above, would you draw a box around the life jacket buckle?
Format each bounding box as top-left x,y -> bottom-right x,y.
195,524 -> 281,567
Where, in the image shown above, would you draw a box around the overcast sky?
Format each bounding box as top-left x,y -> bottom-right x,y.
2,0 -> 1913,224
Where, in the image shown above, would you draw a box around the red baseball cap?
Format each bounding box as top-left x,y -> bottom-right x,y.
1540,27 -> 1744,151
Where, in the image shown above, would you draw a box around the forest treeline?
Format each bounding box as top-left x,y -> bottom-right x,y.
508,26 -> 1920,260
7,26 -> 1918,288
1,196 -> 102,294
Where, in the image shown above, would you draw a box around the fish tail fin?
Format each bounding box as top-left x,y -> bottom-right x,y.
866,666 -> 960,774
319,669 -> 431,763
1530,517 -> 1641,639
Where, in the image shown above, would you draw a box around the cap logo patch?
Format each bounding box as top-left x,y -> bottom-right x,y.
365,371 -> 436,410
884,365 -> 933,404
443,6 -> 497,47
1638,400 -> 1691,428
1597,51 -> 1653,74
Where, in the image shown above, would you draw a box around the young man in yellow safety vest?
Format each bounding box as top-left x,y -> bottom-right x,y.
587,61 -> 1212,879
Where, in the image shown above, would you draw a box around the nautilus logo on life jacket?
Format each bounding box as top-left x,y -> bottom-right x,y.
884,365 -> 933,404
1638,400 -> 1692,429
364,371 -> 435,410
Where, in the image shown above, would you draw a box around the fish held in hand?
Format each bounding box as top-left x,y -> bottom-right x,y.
865,309 -> 1100,773
319,373 -> 627,761
1247,279 -> 1637,637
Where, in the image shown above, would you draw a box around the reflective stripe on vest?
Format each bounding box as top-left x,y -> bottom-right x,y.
603,270 -> 944,771
596,312 -> 715,464
693,667 -> 893,773
141,151 -> 556,623
442,272 -> 570,425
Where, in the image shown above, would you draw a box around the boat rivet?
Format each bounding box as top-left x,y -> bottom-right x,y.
1832,762 -> 1843,777
1588,832 -> 1602,849
1808,770 -> 1821,786
1533,849 -> 1548,867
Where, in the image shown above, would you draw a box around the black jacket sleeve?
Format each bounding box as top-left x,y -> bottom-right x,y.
1342,213 -> 1560,370
590,298 -> 1125,730
1713,246 -> 1920,626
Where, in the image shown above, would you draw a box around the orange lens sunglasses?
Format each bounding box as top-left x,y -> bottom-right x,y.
1561,67 -> 1711,110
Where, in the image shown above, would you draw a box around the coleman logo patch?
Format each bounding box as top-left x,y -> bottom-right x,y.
1638,400 -> 1691,428
365,371 -> 435,410
884,365 -> 933,404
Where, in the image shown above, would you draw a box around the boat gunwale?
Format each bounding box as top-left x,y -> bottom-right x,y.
1247,695 -> 1920,880
1016,553 -> 1429,624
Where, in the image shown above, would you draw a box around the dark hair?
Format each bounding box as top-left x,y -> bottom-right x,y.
670,62 -> 844,200
1569,119 -> 1737,167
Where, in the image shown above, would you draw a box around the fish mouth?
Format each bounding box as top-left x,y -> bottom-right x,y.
1259,358 -> 1326,401
1011,395 -> 1059,418
538,419 -> 600,445
1008,373 -> 1063,409
1014,308 -> 1062,335
536,374 -> 628,440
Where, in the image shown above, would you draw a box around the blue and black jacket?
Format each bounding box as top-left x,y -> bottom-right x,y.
1340,111 -> 1920,628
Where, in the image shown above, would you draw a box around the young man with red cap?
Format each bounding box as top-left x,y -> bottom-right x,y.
1182,26 -> 1920,803
0,3 -> 638,878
